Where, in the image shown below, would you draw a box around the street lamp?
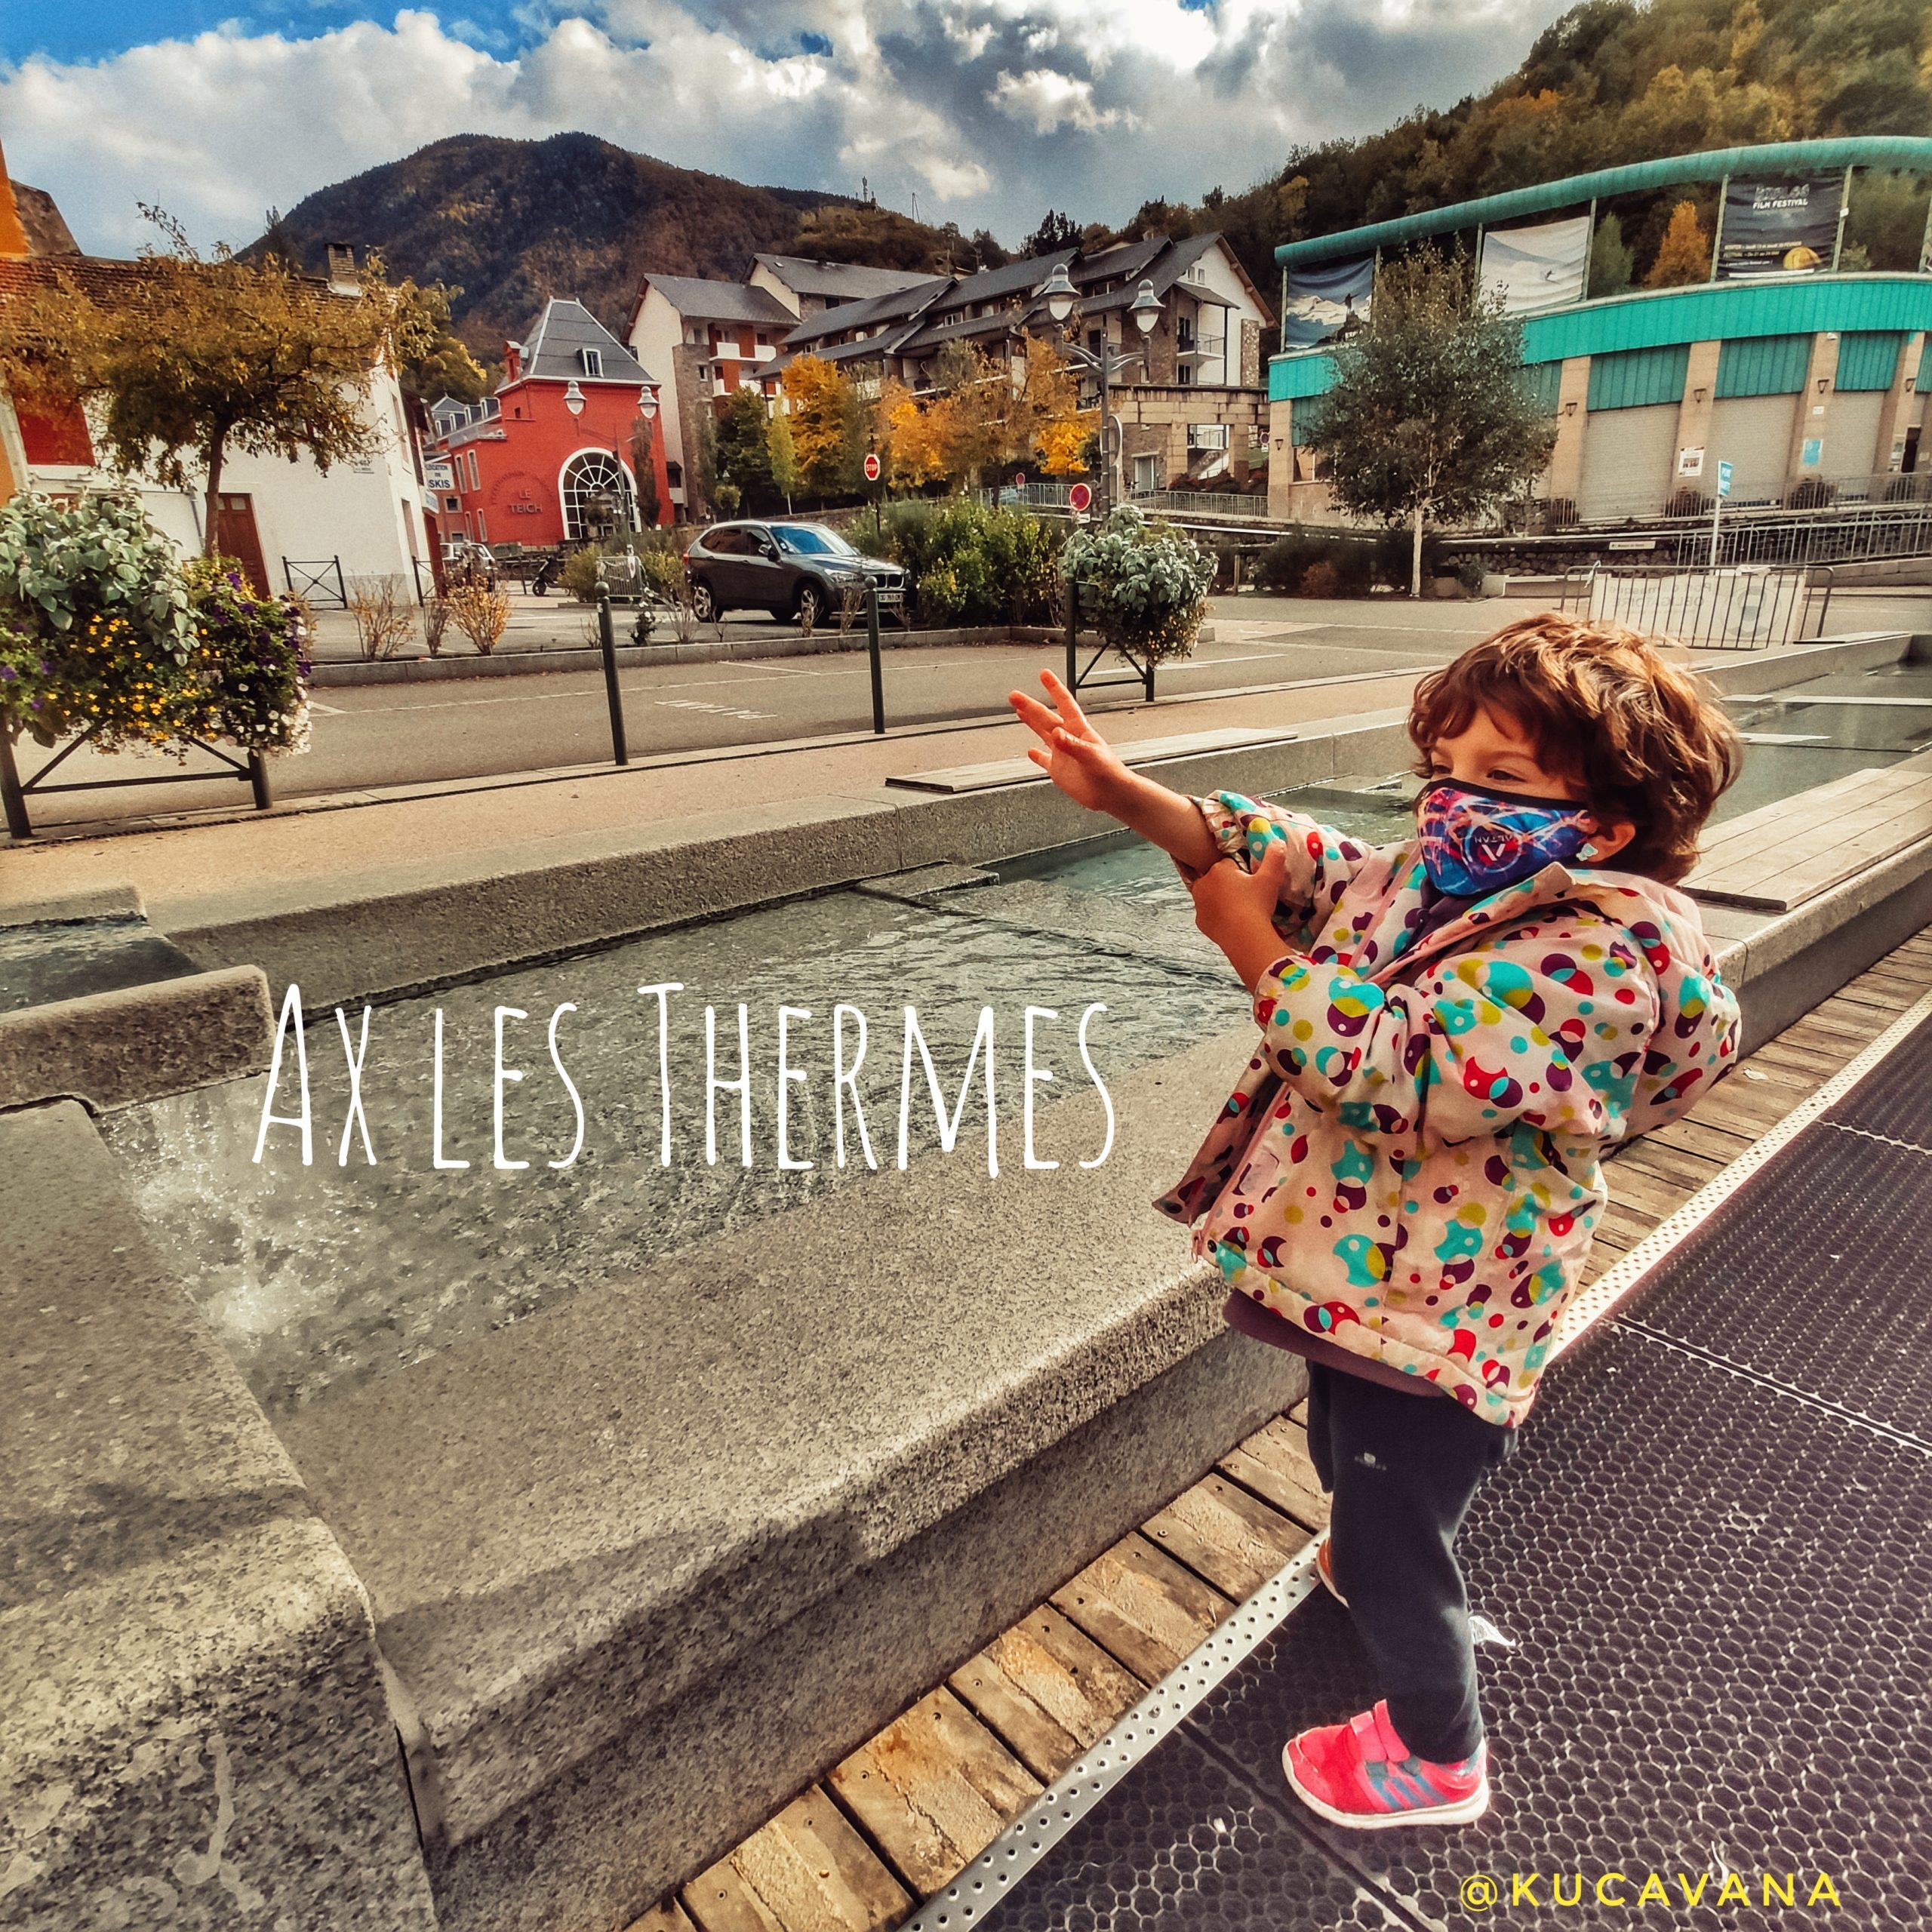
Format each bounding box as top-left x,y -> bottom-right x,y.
564,379 -> 586,418
1034,261 -> 1161,515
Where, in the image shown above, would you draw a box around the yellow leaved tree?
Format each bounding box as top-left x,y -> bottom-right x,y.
0,208 -> 456,556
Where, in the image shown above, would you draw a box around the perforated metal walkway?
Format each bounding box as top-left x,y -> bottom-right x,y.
905,1006 -> 1932,1932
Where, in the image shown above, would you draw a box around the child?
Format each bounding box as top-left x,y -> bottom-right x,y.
1007,614 -> 1741,1829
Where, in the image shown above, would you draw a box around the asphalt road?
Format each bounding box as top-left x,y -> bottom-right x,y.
14,589 -> 1926,834
11,600 -> 1484,831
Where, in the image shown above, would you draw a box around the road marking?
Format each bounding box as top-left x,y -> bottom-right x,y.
656,699 -> 777,720
307,700 -> 347,715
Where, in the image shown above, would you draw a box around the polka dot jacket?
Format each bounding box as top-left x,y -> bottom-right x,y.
1152,790 -> 1740,1429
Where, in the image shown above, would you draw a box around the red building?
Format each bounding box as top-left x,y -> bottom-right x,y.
425,298 -> 671,555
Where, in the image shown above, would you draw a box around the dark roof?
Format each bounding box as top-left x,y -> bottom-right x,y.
514,298 -> 654,385
928,248 -> 1075,316
1071,236 -> 1165,288
894,309 -> 1028,355
639,275 -> 797,327
752,254 -> 937,300
783,275 -> 949,347
1073,234 -> 1237,316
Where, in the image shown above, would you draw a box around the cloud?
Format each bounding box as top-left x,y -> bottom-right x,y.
1,0 -> 1574,257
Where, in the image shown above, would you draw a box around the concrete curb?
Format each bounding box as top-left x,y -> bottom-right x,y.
0,964 -> 275,1112
309,623 -> 1150,686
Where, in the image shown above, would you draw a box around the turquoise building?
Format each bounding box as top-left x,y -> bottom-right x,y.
1267,138 -> 1932,527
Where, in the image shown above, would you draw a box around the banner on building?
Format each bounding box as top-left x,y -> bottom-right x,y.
1281,255 -> 1374,348
1717,177 -> 1840,279
1478,217 -> 1591,315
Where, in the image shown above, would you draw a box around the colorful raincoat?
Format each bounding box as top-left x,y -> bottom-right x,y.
1154,790 -> 1740,1428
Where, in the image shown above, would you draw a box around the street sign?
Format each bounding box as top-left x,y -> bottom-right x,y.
1717,460 -> 1734,498
863,452 -> 881,482
1068,481 -> 1092,512
1014,470 -> 1026,488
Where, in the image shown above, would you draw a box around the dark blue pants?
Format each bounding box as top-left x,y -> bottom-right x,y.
1303,1362 -> 1520,1763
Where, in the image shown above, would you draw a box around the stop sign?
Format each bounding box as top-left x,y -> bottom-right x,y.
1068,481 -> 1092,512
863,452 -> 881,482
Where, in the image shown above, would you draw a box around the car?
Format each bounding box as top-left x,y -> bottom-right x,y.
682,519 -> 906,628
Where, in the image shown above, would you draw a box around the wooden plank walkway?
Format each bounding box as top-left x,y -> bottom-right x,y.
620,925 -> 1932,1932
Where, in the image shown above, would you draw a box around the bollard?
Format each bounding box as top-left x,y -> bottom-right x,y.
248,751 -> 272,811
867,583 -> 884,735
598,593 -> 629,766
1064,579 -> 1077,692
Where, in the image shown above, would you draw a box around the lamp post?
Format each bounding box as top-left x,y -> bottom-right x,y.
1037,264 -> 1164,515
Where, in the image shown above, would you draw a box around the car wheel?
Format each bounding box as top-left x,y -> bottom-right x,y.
795,582 -> 823,630
689,579 -> 718,623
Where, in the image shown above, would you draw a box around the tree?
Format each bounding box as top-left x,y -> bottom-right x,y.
1014,340 -> 1092,476
879,376 -> 946,488
691,404 -> 720,521
1587,211 -> 1635,297
1023,210 -> 1081,257
1644,201 -> 1712,287
392,282 -> 489,404
715,384 -> 775,505
780,355 -> 863,499
630,411 -> 662,528
1306,245 -> 1556,597
0,207 -> 436,558
767,407 -> 800,512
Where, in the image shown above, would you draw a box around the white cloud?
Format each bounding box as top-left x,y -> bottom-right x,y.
0,0 -> 1575,257
989,66 -> 1125,136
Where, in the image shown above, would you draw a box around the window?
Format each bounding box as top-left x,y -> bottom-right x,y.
561,451 -> 634,540
771,524 -> 857,557
580,348 -> 603,377
466,451 -> 481,491
1134,454 -> 1161,492
1187,424 -> 1230,451
702,526 -> 746,553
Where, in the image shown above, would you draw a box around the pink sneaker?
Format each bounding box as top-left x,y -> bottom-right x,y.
1283,1700 -> 1490,1829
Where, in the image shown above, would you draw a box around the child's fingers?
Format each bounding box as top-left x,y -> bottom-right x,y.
1038,666 -> 1094,732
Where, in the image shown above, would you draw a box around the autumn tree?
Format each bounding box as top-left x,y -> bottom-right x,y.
0,208 -> 438,557
780,355 -> 866,499
1644,202 -> 1712,288
767,407 -> 801,512
392,281 -> 489,403
1014,339 -> 1091,476
1307,244 -> 1555,596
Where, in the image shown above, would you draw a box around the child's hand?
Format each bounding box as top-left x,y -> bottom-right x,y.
1187,840 -> 1296,992
1007,669 -> 1131,814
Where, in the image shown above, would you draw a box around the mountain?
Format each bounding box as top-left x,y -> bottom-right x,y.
1129,0 -> 1932,301
258,132 -> 875,352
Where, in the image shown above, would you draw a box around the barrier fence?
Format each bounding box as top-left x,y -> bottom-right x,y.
1558,564 -> 1832,651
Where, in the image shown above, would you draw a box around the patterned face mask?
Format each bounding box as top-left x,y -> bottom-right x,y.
1416,779 -> 1596,896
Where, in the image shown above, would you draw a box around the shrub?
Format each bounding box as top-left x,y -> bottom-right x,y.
1786,476 -> 1838,510
1257,527 -> 1388,596
1063,504 -> 1214,664
346,574 -> 415,660
1298,559 -> 1341,598
854,498 -> 1065,626
1664,487 -> 1712,519
1455,554 -> 1487,593
446,583 -> 511,655
423,593 -> 451,657
0,494 -> 308,758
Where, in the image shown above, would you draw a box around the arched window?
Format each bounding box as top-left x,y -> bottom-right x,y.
560,451 -> 634,540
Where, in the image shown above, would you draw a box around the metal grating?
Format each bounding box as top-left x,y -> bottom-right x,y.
967,1328 -> 1932,1931
1821,1012 -> 1932,1152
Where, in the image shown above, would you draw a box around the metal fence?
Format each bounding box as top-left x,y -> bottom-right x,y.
282,557 -> 347,607
1558,564 -> 1829,651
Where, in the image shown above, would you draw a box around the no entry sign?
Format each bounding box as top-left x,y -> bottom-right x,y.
863,452 -> 881,482
1068,481 -> 1092,512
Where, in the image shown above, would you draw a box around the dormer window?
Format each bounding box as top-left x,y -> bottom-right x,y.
580,348 -> 603,378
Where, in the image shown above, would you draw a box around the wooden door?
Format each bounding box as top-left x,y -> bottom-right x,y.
214,493 -> 270,595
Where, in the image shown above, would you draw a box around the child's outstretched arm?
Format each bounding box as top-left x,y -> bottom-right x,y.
1008,669 -> 1219,872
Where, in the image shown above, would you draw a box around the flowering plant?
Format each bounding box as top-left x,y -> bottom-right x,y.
0,495 -> 309,758
1061,503 -> 1215,665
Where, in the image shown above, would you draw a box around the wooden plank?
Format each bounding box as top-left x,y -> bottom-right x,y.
1217,1415 -> 1329,1531
679,1792 -> 912,1932
1685,1079 -> 1802,1138
1641,1115 -> 1758,1165
629,1899 -> 702,1932
948,1605 -> 1144,1783
1611,1140 -> 1725,1196
1601,1161 -> 1696,1226
1050,1533 -> 1234,1686
1595,1200 -> 1665,1251
826,1689 -> 1042,1898
1783,1006 -> 1890,1051
1743,1038 -> 1839,1082
1142,1471 -> 1314,1603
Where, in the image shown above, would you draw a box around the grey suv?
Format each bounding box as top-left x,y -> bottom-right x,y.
683,520 -> 906,627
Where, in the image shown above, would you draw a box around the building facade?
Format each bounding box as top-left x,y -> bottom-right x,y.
1266,137 -> 1932,526
425,299 -> 670,552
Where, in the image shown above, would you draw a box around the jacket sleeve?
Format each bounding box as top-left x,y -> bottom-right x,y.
1190,791 -> 1383,952
1247,912 -> 1663,1147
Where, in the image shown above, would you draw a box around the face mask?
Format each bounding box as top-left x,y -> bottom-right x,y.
1416,779 -> 1596,897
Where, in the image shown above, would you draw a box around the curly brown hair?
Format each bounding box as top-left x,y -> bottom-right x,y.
1407,614 -> 1742,884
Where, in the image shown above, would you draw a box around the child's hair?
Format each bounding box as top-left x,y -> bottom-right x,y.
1407,614 -> 1742,884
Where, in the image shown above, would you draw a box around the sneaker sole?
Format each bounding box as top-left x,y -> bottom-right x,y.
1281,1745 -> 1491,1829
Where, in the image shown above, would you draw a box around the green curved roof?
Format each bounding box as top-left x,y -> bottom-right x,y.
1276,137 -> 1932,268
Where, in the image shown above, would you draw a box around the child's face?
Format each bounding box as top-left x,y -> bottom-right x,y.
1423,703 -> 1582,801
1422,703 -> 1636,862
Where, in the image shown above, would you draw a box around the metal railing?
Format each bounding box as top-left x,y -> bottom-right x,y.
1558,563 -> 1831,651
282,556 -> 347,608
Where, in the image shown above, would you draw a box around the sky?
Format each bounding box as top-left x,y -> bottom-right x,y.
1,1 -> 1574,257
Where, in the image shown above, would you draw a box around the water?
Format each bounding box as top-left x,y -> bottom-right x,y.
105,888 -> 1248,1417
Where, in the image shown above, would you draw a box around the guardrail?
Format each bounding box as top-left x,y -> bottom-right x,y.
1558,563 -> 1831,651
281,557 -> 346,608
